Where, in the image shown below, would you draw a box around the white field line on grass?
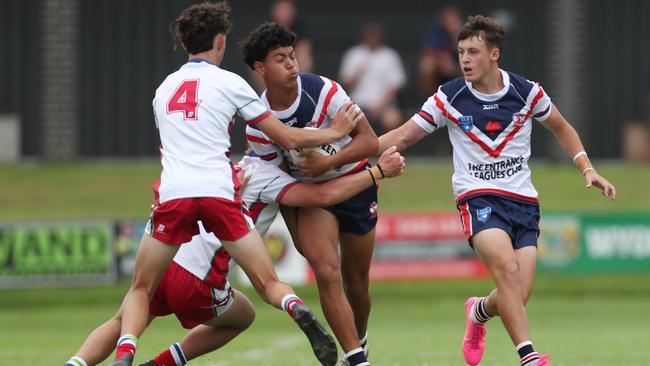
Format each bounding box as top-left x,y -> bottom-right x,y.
193,334 -> 305,366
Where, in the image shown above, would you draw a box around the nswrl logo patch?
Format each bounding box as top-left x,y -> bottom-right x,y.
477,207 -> 492,222
459,115 -> 473,132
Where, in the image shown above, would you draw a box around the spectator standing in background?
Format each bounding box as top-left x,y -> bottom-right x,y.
270,0 -> 314,73
418,5 -> 463,96
339,23 -> 407,134
250,0 -> 315,92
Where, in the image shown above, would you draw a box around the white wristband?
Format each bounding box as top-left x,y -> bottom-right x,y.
573,151 -> 587,163
582,167 -> 595,175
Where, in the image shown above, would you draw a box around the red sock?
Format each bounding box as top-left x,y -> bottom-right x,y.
154,343 -> 187,365
115,334 -> 137,360
115,343 -> 136,360
153,349 -> 175,366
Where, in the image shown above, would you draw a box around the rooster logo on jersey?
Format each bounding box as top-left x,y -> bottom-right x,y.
513,113 -> 527,127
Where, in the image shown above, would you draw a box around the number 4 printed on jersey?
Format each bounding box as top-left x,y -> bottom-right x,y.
167,79 -> 202,120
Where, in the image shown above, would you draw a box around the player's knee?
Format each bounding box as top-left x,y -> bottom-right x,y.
236,304 -> 256,331
313,262 -> 342,287
495,260 -> 520,281
343,271 -> 369,290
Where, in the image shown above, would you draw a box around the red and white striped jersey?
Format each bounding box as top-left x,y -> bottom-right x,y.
246,73 -> 367,182
152,58 -> 270,203
411,69 -> 552,204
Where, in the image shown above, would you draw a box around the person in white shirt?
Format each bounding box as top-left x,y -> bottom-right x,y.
339,22 -> 407,133
378,15 -> 615,366
103,4 -> 362,366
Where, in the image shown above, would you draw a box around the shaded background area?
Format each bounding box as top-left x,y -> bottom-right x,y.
1,0 -> 649,158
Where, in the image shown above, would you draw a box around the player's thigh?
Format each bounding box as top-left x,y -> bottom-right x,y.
131,234 -> 179,292
515,246 -> 538,301
296,208 -> 340,266
471,228 -> 517,271
222,230 -> 278,287
339,228 -> 376,279
280,206 -> 303,254
203,289 -> 255,329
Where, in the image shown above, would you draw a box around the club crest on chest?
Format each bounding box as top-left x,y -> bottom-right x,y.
459,115 -> 474,132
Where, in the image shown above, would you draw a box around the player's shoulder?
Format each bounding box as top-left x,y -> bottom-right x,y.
203,66 -> 249,87
300,73 -> 338,101
505,70 -> 539,97
439,76 -> 469,100
300,73 -> 327,91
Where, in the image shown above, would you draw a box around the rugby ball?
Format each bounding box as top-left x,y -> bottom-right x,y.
289,128 -> 341,178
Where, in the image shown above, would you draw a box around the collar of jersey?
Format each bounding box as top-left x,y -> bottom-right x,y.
187,58 -> 215,65
465,69 -> 510,102
261,75 -> 302,120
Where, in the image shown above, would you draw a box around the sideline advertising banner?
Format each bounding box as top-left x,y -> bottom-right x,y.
367,213 -> 489,280
538,213 -> 650,272
0,221 -> 116,287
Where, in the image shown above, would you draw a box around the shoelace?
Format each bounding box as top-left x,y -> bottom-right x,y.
468,323 -> 484,349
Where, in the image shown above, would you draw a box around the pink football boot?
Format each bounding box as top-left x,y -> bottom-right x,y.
462,297 -> 486,365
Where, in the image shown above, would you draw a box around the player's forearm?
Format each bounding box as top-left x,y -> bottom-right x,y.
327,124 -> 378,169
279,125 -> 341,150
547,111 -> 593,173
554,123 -> 595,173
377,125 -> 412,154
302,167 -> 382,207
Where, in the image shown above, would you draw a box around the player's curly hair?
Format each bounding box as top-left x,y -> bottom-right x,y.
240,22 -> 297,70
171,1 -> 232,55
458,15 -> 504,51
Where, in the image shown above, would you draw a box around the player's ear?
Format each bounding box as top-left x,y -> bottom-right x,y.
214,34 -> 226,52
490,47 -> 500,62
253,61 -> 266,76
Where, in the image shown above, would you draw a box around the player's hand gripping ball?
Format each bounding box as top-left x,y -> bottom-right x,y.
289,128 -> 341,179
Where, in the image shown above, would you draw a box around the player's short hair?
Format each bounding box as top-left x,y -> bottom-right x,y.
458,15 -> 504,51
240,22 -> 297,70
171,1 -> 232,55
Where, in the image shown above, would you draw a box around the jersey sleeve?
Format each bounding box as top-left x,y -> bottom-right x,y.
325,79 -> 351,119
246,163 -> 299,204
228,75 -> 271,125
411,91 -> 446,133
245,125 -> 283,166
529,82 -> 552,122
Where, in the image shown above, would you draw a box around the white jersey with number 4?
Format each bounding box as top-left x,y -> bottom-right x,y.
152,59 -> 270,203
411,69 -> 552,204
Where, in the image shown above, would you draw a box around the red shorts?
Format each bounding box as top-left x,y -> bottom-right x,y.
149,261 -> 235,329
147,197 -> 252,244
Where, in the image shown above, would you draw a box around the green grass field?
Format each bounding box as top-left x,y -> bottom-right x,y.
0,160 -> 649,365
1,276 -> 649,365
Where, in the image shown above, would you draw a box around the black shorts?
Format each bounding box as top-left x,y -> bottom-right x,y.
326,183 -> 378,235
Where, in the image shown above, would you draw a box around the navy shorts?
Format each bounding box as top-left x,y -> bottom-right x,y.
326,183 -> 378,235
457,195 -> 540,249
